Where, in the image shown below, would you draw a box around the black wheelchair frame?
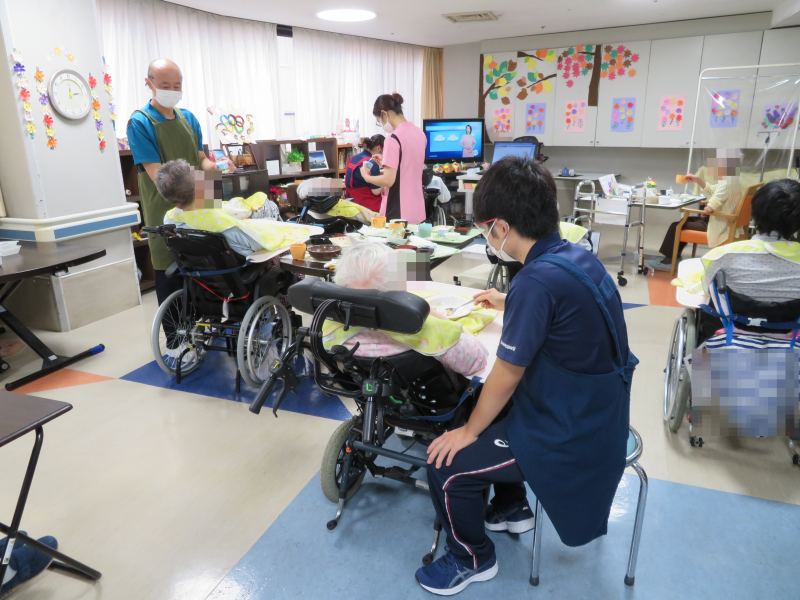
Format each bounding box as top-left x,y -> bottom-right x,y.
248,279 -> 478,558
143,224 -> 295,390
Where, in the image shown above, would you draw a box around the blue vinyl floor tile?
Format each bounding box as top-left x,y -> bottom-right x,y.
208,457 -> 799,600
121,351 -> 351,421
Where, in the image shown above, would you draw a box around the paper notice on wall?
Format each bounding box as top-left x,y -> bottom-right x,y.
564,100 -> 587,132
658,95 -> 685,131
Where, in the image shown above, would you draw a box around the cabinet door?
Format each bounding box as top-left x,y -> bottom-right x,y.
594,40 -> 652,147
510,48 -> 559,146
641,37 -> 704,148
692,31 -> 763,150
745,29 -> 800,150
552,44 -> 602,146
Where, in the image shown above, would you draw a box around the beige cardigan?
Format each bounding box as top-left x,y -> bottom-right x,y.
702,177 -> 743,248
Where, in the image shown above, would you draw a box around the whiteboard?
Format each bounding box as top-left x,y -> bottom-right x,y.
594,40 -> 652,148
641,37 -> 704,149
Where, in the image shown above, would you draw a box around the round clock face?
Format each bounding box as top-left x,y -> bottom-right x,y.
48,69 -> 91,120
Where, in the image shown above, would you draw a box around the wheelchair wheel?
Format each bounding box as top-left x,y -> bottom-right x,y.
663,309 -> 696,433
321,417 -> 367,503
151,289 -> 204,376
236,296 -> 293,388
487,264 -> 510,293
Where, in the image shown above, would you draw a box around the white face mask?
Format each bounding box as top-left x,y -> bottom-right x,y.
379,112 -> 394,134
486,221 -> 515,263
154,88 -> 182,109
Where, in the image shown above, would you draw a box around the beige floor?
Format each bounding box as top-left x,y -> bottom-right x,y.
0,227 -> 797,600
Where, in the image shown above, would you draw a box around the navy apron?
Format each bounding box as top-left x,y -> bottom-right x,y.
506,253 -> 638,547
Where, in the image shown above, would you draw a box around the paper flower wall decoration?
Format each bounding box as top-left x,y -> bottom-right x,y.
10,50 -> 35,139
88,72 -> 105,151
34,65 -> 57,150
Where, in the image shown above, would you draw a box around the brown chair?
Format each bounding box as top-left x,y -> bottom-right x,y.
670,183 -> 761,276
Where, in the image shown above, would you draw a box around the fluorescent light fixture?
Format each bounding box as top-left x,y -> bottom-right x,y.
316,8 -> 376,22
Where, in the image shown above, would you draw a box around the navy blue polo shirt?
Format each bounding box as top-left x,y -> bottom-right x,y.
497,233 -> 628,374
346,150 -> 381,188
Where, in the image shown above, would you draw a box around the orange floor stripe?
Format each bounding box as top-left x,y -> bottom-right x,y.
17,368 -> 113,394
647,270 -> 681,308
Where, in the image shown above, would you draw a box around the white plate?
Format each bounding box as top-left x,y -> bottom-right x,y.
428,295 -> 473,320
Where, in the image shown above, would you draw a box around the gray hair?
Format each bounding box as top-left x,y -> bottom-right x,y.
334,242 -> 403,290
155,159 -> 194,207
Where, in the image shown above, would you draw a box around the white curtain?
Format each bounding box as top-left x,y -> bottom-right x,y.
96,0 -> 279,145
292,27 -> 424,139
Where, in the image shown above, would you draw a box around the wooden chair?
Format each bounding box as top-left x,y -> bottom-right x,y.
670,183 -> 761,276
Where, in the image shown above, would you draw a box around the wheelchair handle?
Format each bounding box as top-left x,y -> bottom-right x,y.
249,375 -> 277,415
272,385 -> 289,417
713,270 -> 728,294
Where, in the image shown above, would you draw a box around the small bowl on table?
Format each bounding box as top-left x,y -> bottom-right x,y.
307,244 -> 342,261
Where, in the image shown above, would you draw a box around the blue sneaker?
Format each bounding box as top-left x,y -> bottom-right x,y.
0,535 -> 57,598
485,501 -> 535,534
415,551 -> 498,596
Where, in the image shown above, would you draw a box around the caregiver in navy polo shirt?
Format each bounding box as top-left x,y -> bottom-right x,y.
126,58 -> 234,306
416,156 -> 637,596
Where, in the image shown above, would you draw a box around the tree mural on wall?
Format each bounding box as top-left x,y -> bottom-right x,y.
479,54 -> 518,122
557,44 -> 640,107
515,49 -> 557,101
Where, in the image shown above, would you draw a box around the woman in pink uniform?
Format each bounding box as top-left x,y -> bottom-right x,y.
361,93 -> 427,224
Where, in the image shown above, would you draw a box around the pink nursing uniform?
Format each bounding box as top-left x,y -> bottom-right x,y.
380,121 -> 428,224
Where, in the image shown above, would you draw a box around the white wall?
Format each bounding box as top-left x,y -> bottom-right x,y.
442,12 -> 789,250
443,42 -> 480,119
0,0 -> 127,220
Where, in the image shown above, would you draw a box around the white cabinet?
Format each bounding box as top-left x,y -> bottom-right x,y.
594,40 -> 652,147
552,44 -> 601,146
641,37 -> 704,148
692,31 -> 763,149
745,29 -> 800,150
510,49 -> 559,146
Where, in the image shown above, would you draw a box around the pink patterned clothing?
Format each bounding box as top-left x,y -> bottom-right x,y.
342,329 -> 488,377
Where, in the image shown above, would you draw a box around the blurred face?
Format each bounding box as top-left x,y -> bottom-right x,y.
706,155 -> 741,179
192,170 -> 214,202
466,125 -> 472,134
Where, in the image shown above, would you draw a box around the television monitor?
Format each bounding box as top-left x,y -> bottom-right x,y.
423,118 -> 485,162
491,141 -> 538,164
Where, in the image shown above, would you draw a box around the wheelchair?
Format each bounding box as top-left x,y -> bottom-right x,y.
248,278 -> 479,546
663,270 -> 800,463
295,194 -> 366,235
144,225 -> 296,390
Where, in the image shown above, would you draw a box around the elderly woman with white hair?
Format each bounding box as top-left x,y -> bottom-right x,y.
329,242 -> 488,377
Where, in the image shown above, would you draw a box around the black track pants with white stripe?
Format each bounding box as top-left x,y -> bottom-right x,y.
426,419 -> 526,570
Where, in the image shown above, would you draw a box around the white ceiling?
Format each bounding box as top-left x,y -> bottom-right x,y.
168,1 -> 785,46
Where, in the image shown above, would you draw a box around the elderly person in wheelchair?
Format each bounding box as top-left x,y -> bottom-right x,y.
296,177 -> 378,233
666,178 -> 800,454
329,242 -> 488,377
155,159 -> 315,257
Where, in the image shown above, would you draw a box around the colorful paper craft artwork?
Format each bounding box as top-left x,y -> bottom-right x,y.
564,101 -> 587,133
761,102 -> 797,131
658,95 -> 684,131
525,103 -> 546,134
611,97 -> 635,132
493,107 -> 512,134
709,89 -> 740,129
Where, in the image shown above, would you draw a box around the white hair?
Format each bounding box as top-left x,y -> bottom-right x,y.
334,242 -> 403,290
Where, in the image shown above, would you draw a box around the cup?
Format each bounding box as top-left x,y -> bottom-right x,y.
371,215 -> 386,228
389,222 -> 405,233
390,219 -> 409,228
417,223 -> 433,238
675,174 -> 688,185
289,243 -> 306,260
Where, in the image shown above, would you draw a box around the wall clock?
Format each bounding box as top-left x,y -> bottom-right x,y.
48,69 -> 91,120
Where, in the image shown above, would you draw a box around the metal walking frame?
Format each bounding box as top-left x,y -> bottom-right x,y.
569,180 -> 649,287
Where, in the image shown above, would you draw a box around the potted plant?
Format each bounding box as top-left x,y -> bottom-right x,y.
284,149 -> 305,174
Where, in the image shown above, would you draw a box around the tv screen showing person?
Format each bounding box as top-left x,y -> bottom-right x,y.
424,119 -> 484,162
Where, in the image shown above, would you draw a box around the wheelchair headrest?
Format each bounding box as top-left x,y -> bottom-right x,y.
304,194 -> 340,214
287,278 -> 429,334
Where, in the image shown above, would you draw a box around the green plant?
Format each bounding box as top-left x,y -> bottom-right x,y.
287,149 -> 305,164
